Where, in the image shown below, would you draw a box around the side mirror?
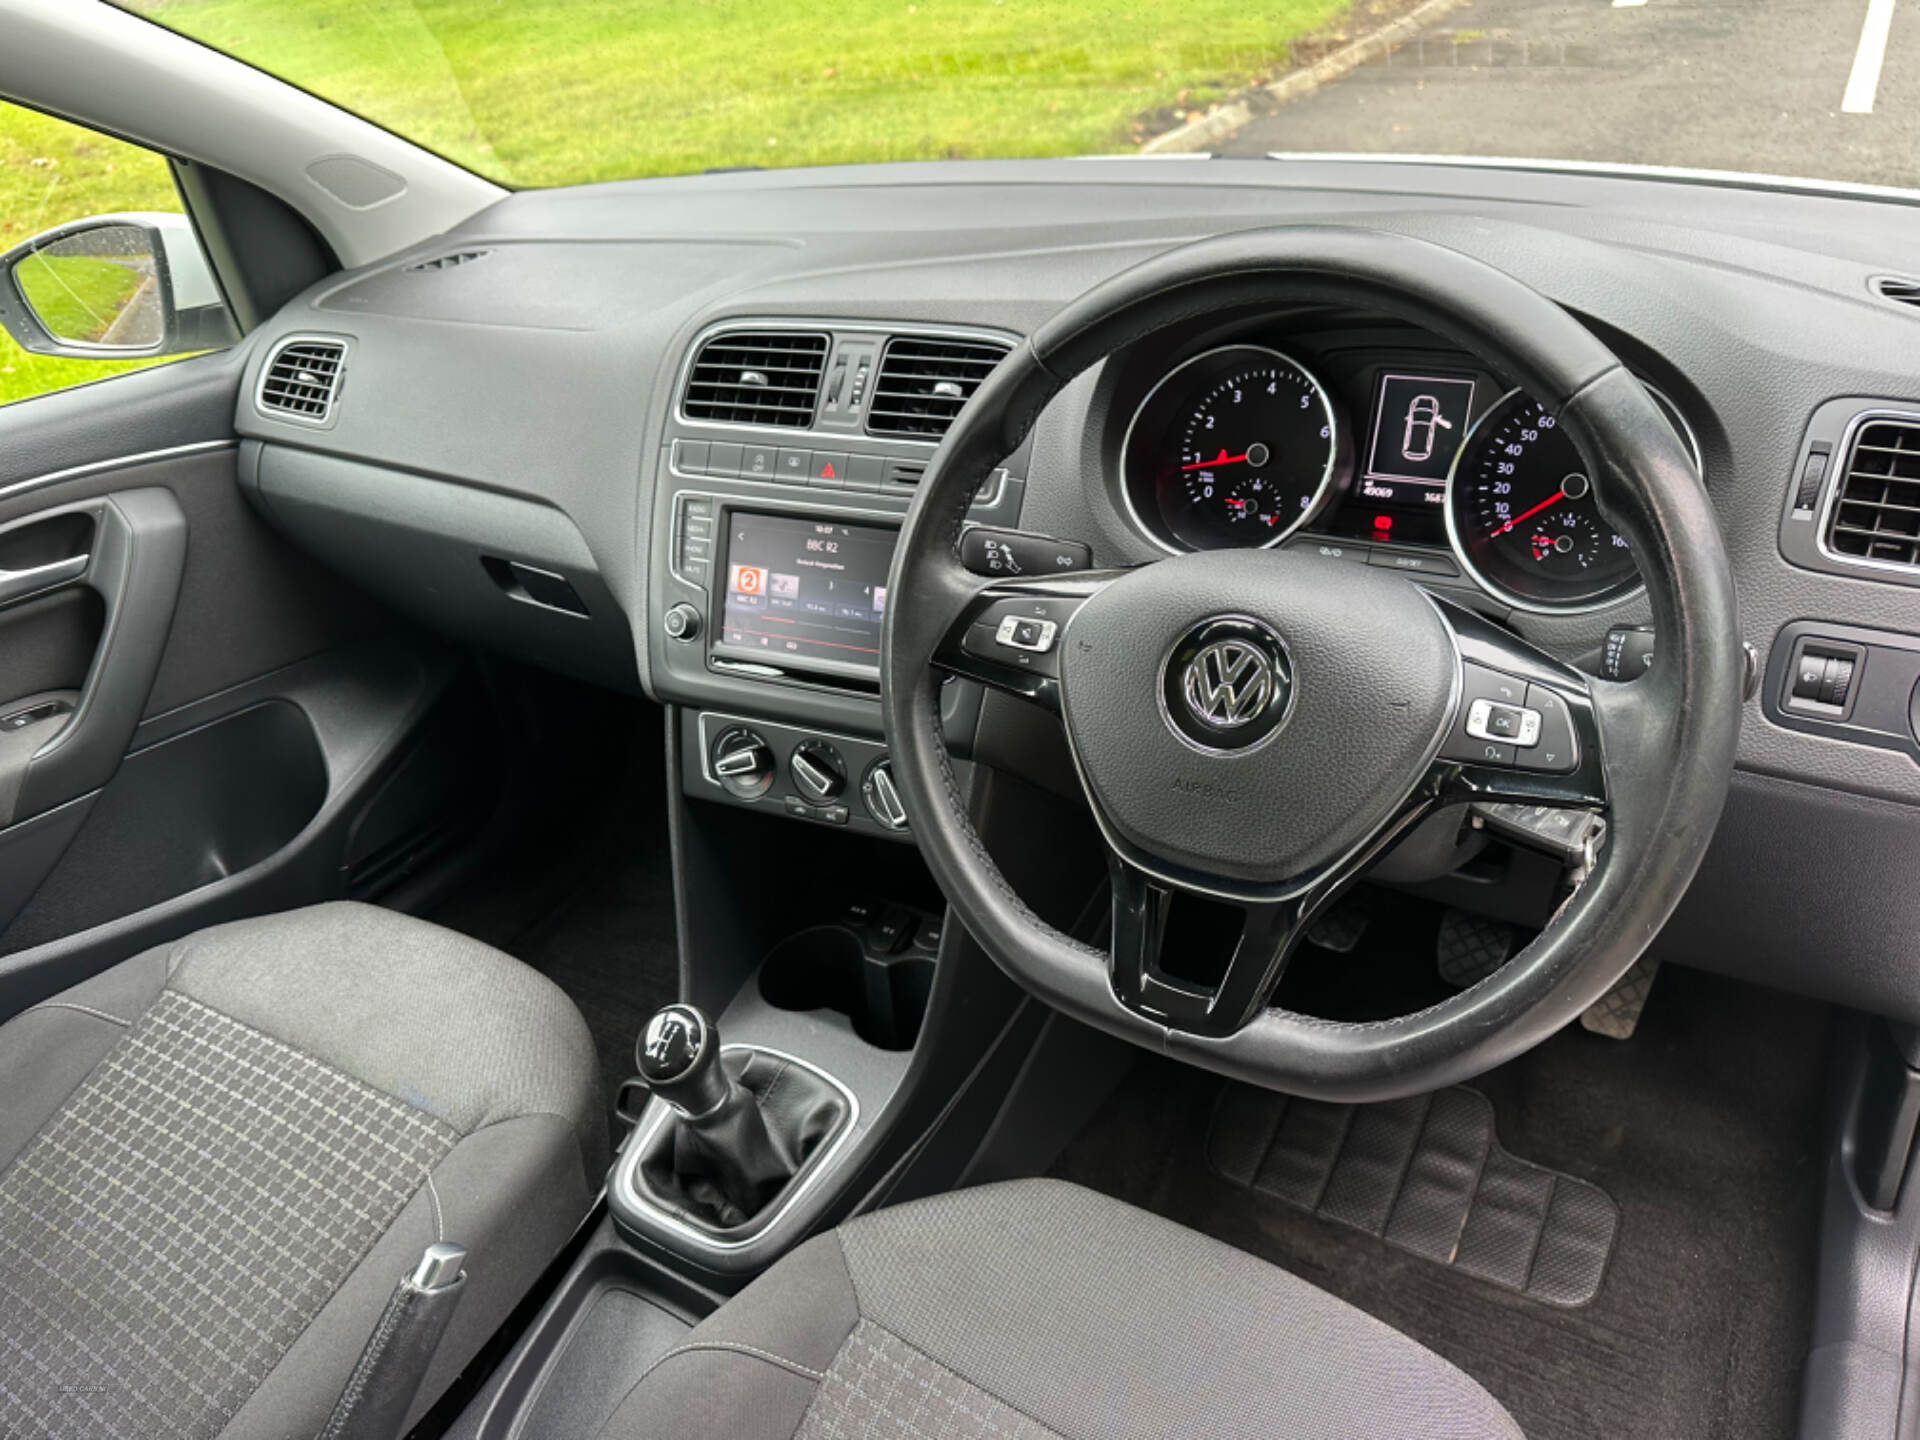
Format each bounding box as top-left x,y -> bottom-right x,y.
0,213 -> 237,359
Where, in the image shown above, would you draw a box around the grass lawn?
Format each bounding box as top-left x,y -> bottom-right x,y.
123,0 -> 1352,185
3,0 -> 1357,407
0,104 -> 184,406
17,254 -> 148,345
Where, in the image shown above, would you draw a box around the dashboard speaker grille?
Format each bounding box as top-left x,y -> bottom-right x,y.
258,339 -> 346,423
1828,418 -> 1920,567
682,331 -> 829,428
866,336 -> 1011,439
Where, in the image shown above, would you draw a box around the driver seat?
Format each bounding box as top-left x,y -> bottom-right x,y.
598,1177 -> 1523,1440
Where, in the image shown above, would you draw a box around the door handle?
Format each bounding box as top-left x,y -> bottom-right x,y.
0,553 -> 89,609
0,489 -> 187,829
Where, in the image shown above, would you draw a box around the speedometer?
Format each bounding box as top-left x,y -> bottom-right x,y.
1121,345 -> 1341,551
1446,385 -> 1699,611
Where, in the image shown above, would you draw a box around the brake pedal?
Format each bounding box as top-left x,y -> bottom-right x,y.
1436,908 -> 1513,987
1306,900 -> 1369,954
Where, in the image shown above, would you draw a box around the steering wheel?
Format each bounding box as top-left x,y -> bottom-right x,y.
880,227 -> 1741,1101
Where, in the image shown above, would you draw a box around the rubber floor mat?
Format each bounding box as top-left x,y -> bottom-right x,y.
1207,1084 -> 1617,1306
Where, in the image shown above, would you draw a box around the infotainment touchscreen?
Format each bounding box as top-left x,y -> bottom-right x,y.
714,512 -> 898,678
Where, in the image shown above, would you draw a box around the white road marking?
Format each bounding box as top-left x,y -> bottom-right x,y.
1843,0 -> 1898,113
1611,0 -> 1648,9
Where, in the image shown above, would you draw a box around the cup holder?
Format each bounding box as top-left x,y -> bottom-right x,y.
758,924 -> 934,1052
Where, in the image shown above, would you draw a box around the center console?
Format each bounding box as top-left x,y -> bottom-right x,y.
623,318 -> 1060,1276
648,317 -> 1042,836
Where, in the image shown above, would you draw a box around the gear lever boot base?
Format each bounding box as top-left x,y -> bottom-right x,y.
631,1005 -> 852,1233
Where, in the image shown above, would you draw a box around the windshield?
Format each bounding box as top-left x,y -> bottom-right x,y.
117,0 -> 1914,191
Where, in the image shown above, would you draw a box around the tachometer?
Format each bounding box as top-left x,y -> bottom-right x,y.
1446,386 -> 1698,611
1122,345 -> 1341,551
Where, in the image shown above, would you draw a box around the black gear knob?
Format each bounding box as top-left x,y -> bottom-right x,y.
637,1004 -> 730,1117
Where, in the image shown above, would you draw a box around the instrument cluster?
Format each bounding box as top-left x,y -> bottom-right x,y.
1117,334 -> 1700,614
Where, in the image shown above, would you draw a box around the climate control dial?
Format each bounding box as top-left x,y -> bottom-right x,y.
710,726 -> 774,799
861,759 -> 909,831
789,740 -> 847,802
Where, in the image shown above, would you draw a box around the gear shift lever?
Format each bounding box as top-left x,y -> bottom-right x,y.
638,1004 -> 731,1117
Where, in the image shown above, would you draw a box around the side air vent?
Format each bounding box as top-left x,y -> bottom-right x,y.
682,331 -> 829,429
1827,418 -> 1920,567
257,338 -> 346,424
405,249 -> 490,272
866,336 -> 1011,439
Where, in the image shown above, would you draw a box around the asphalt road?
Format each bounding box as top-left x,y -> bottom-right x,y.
1220,0 -> 1920,190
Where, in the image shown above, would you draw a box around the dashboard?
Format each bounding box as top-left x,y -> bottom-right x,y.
225,153 -> 1920,1031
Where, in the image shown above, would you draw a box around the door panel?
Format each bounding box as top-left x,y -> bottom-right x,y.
0,588 -> 101,702
0,352 -> 485,1016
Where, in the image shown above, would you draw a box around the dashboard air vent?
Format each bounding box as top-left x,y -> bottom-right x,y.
1871,275 -> 1920,309
682,331 -> 829,429
406,249 -> 490,272
257,339 -> 346,423
866,335 -> 1011,439
1827,418 -> 1920,567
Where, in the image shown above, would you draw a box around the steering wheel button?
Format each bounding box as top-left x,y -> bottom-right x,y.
1465,699 -> 1543,747
1440,662 -> 1533,764
1517,684 -> 1579,772
997,615 -> 1057,653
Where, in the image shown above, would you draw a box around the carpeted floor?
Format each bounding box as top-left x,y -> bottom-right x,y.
1051,964 -> 1832,1440
429,694 -> 680,1117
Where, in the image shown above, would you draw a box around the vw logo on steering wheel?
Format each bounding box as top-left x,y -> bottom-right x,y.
1183,639 -> 1274,728
1161,617 -> 1293,753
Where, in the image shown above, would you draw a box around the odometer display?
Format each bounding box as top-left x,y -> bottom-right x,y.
1123,345 -> 1341,551
1449,392 -> 1639,610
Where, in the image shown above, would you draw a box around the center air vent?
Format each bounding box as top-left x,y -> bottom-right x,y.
257,338 -> 346,424
866,336 -> 1011,439
1827,418 -> 1920,568
682,331 -> 829,429
405,249 -> 490,272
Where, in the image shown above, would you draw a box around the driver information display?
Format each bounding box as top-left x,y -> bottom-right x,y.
717,513 -> 897,675
1361,371 -> 1478,503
